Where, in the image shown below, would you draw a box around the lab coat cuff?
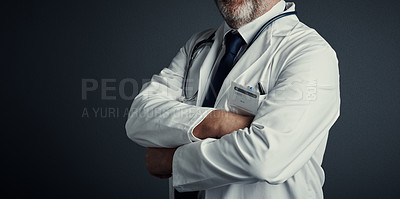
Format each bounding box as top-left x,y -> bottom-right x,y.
172,146 -> 184,192
187,108 -> 215,142
172,141 -> 203,192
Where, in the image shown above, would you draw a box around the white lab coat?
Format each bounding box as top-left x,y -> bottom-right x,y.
126,2 -> 340,199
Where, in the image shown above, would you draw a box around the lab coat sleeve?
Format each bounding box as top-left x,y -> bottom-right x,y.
125,30 -> 215,148
172,43 -> 340,191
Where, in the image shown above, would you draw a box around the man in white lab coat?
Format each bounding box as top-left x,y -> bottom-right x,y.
126,0 -> 340,198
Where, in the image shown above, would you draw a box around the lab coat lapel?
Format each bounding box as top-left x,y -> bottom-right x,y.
214,12 -> 299,107
213,29 -> 273,107
196,25 -> 225,106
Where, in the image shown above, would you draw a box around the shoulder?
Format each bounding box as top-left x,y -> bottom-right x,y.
182,28 -> 216,55
274,21 -> 339,82
269,20 -> 338,78
284,22 -> 337,59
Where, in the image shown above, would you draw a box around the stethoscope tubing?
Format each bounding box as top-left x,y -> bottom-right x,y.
183,11 -> 297,101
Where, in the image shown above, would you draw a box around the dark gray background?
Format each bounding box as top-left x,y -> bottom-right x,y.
3,0 -> 400,198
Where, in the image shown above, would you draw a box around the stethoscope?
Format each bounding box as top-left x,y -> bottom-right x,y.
182,11 -> 297,102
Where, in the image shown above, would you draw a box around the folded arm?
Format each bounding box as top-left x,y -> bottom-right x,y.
193,110 -> 254,139
145,110 -> 254,178
125,30 -> 216,148
172,45 -> 340,191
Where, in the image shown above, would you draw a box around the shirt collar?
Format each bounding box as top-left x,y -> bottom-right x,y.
223,0 -> 286,44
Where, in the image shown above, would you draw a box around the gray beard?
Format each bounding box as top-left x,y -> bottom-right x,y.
215,0 -> 268,29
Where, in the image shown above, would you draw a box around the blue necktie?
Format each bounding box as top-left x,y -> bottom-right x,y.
202,31 -> 245,107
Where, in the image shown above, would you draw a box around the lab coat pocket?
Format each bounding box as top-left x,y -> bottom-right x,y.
227,82 -> 260,116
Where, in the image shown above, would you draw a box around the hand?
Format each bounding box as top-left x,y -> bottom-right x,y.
145,147 -> 176,179
193,110 -> 254,139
